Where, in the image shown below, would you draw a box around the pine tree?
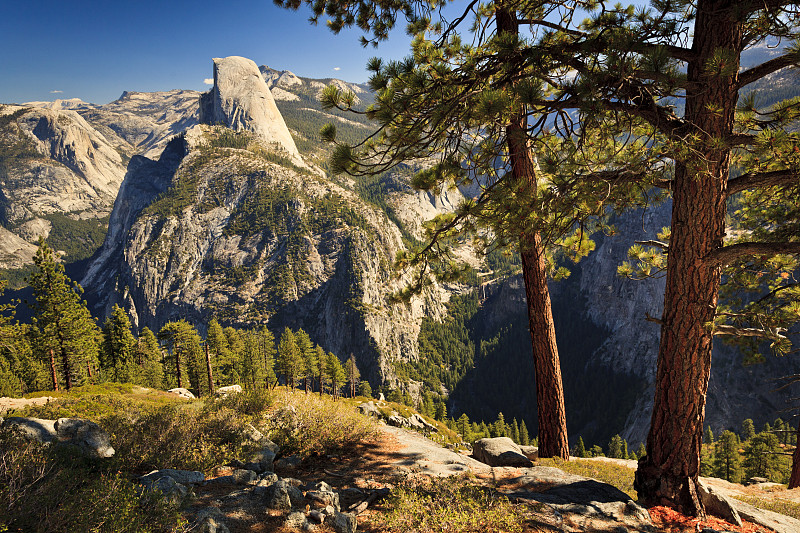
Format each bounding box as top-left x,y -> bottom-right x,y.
258,326 -> 277,389
315,344 -> 327,395
358,380 -> 372,398
575,437 -> 586,459
608,435 -> 624,459
493,412 -> 507,438
744,431 -> 783,482
434,399 -> 447,421
0,282 -> 40,395
327,351 -> 345,399
742,419 -> 756,442
345,353 -> 360,398
294,329 -> 317,393
519,420 -> 530,446
158,320 -> 203,393
224,327 -> 245,384
206,319 -> 230,386
27,239 -> 99,391
457,413 -> 471,442
136,327 -> 163,389
280,0 -> 800,516
101,304 -> 136,383
511,418 -> 521,444
705,426 -> 715,445
713,431 -> 744,484
276,328 -> 303,390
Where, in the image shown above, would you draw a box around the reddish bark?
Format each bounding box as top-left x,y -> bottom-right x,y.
635,0 -> 741,516
789,419 -> 800,489
497,5 -> 570,460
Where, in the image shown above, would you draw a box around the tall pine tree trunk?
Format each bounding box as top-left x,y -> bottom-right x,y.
497,4 -> 569,461
49,348 -> 59,392
635,0 -> 740,515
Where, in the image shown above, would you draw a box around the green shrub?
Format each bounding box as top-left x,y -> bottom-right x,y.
377,476 -> 524,533
0,427 -> 183,532
266,390 -> 379,457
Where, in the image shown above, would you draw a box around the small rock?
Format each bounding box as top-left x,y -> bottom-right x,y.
213,466 -> 235,477
194,507 -> 230,533
258,472 -> 279,485
519,445 -> 539,461
284,511 -> 308,529
146,476 -> 187,506
308,510 -> 326,524
263,479 -> 291,510
167,387 -> 196,399
141,469 -> 205,485
275,454 -> 302,470
231,469 -> 257,485
243,423 -> 264,443
247,447 -> 276,473
357,401 -> 380,418
307,490 -> 340,512
216,384 -> 242,396
331,511 -> 357,533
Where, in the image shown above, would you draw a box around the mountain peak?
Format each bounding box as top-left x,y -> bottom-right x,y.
199,56 -> 301,162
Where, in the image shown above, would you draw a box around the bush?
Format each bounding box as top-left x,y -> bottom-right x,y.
377,476 -> 524,533
0,427 -> 183,532
266,390 -> 379,457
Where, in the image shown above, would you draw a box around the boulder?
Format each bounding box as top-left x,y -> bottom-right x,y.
246,447 -> 276,473
275,454 -> 302,470
387,414 -> 409,428
54,418 -> 115,458
216,384 -> 242,396
263,479 -> 291,510
145,476 -> 188,506
472,437 -> 533,467
519,445 -> 539,461
167,388 -> 196,399
697,481 -> 742,527
231,468 -> 258,485
3,416 -> 115,458
140,469 -> 205,485
284,511 -> 309,530
357,401 -> 380,418
331,511 -> 357,533
307,490 -> 341,512
407,413 -> 437,432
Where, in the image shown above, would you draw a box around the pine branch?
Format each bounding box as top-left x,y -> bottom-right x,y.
712,324 -> 787,341
726,169 -> 800,196
738,52 -> 800,88
707,241 -> 800,267
636,240 -> 669,251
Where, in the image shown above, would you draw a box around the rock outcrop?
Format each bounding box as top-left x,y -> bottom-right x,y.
200,57 -> 301,163
2,416 -> 115,458
472,437 -> 533,467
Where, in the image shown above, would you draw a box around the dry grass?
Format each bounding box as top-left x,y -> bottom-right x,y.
539,457 -> 637,499
733,495 -> 800,520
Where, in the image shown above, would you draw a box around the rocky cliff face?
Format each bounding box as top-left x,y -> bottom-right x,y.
200,57 -> 301,163
0,90 -> 198,270
83,123 -> 445,381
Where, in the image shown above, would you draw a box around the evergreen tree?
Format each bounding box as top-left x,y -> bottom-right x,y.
281,0 -> 800,515
434,399 -> 447,421
294,329 -> 317,393
27,239 -> 99,391
240,330 -> 267,389
0,282 -> 41,395
511,418 -> 521,444
158,320 -> 204,393
742,419 -> 756,442
608,435 -> 624,459
519,420 -> 530,446
258,326 -> 277,389
206,319 -> 231,386
704,426 -> 715,445
277,328 -> 303,390
345,353 -> 360,398
101,304 -> 136,383
713,431 -> 744,484
575,437 -> 587,459
315,344 -> 328,395
224,326 -> 245,384
136,327 -> 163,389
493,412 -> 507,438
622,438 -> 630,460
358,379 -> 372,398
744,431 -> 784,482
457,413 -> 471,442
327,351 -> 345,399
637,443 -> 647,460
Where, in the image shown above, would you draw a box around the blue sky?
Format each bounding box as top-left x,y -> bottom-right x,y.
0,0 -> 413,105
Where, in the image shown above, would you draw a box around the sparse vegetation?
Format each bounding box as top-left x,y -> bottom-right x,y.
376,475 -> 524,533
541,457 -> 637,500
